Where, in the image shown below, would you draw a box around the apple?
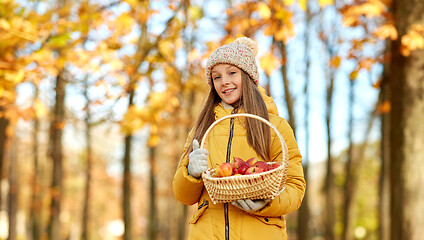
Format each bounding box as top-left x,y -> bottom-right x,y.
215,162 -> 233,177
246,157 -> 260,167
234,163 -> 249,175
245,166 -> 265,175
232,157 -> 249,175
253,161 -> 270,171
232,157 -> 246,169
269,162 -> 281,170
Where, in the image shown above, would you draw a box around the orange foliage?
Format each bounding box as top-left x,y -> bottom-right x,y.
400,24 -> 424,56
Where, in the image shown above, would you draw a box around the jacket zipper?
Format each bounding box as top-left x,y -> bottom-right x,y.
224,116 -> 235,240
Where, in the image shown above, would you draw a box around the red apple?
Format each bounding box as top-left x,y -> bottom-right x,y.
245,166 -> 265,175
215,162 -> 233,177
253,161 -> 271,171
232,157 -> 249,175
246,157 -> 260,167
269,162 -> 281,170
234,163 -> 249,175
232,157 -> 246,169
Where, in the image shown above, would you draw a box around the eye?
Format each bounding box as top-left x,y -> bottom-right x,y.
213,76 -> 221,81
229,71 -> 236,75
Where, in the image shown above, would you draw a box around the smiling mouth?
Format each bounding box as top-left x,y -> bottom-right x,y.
223,88 -> 236,94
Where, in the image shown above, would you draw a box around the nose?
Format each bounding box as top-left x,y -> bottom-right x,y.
221,75 -> 230,85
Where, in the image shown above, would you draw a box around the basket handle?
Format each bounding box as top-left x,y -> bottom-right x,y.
200,113 -> 289,169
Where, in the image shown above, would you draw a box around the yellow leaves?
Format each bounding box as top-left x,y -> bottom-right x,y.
0,19 -> 11,30
318,0 -> 334,8
148,92 -> 168,111
148,124 -> 160,147
188,5 -> 203,21
298,0 -> 307,11
260,52 -> 280,75
54,121 -> 67,130
175,38 -> 184,50
116,75 -> 128,87
356,0 -> 386,17
377,100 -> 391,114
109,59 -> 124,72
358,58 -> 375,71
400,24 -> 424,56
330,56 -> 342,68
116,13 -> 136,33
257,2 -> 271,19
262,7 -> 295,43
372,79 -> 381,89
373,24 -> 398,40
188,49 -> 201,62
124,0 -> 138,8
34,99 -> 48,118
0,84 -> 16,102
120,91 -> 180,135
47,33 -> 71,48
121,105 -> 148,135
350,70 -> 359,80
0,17 -> 38,43
274,23 -> 296,43
342,0 -> 388,27
4,69 -> 25,83
283,0 -> 296,5
158,39 -> 175,60
264,18 -> 295,43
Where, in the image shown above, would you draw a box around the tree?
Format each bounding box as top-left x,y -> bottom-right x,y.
30,86 -> 43,240
0,114 -> 7,214
81,80 -> 93,240
322,18 -> 337,240
297,1 -> 311,239
388,0 -> 424,239
8,137 -> 18,240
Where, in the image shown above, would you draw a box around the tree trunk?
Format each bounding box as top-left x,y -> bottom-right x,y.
275,40 -> 296,132
177,90 -> 195,240
297,2 -> 311,238
148,146 -> 158,240
0,112 -> 8,215
8,136 -> 18,240
342,79 -> 355,240
30,88 -> 42,240
48,70 -> 66,240
324,73 -> 335,240
123,87 -> 135,240
379,41 -> 391,240
81,83 -> 92,240
389,0 -> 424,239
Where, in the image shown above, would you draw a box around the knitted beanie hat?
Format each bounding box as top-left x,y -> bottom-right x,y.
205,37 -> 259,87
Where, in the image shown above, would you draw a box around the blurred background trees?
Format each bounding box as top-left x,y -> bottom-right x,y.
0,0 -> 423,239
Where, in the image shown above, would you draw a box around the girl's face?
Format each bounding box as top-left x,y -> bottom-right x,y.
211,64 -> 242,105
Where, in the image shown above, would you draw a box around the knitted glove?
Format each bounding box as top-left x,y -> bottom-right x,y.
187,139 -> 209,178
232,199 -> 270,212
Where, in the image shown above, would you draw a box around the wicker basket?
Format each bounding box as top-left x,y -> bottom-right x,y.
201,113 -> 289,204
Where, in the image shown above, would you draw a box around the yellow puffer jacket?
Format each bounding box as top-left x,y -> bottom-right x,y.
172,88 -> 305,240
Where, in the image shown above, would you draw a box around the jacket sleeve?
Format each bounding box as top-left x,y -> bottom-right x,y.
172,129 -> 205,206
254,118 -> 306,217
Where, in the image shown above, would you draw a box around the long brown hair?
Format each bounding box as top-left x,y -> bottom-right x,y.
185,70 -> 271,161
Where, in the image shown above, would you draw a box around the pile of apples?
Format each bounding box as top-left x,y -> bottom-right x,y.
212,157 -> 281,178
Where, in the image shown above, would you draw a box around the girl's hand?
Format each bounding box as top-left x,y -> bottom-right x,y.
188,139 -> 209,178
232,199 -> 270,212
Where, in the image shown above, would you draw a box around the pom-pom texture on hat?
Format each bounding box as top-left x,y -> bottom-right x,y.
206,37 -> 259,87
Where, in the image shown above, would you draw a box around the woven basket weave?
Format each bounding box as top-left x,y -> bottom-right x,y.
201,113 -> 289,204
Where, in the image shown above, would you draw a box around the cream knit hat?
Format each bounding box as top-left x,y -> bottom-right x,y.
206,37 -> 259,87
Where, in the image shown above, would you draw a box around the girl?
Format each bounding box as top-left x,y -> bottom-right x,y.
172,37 -> 305,240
